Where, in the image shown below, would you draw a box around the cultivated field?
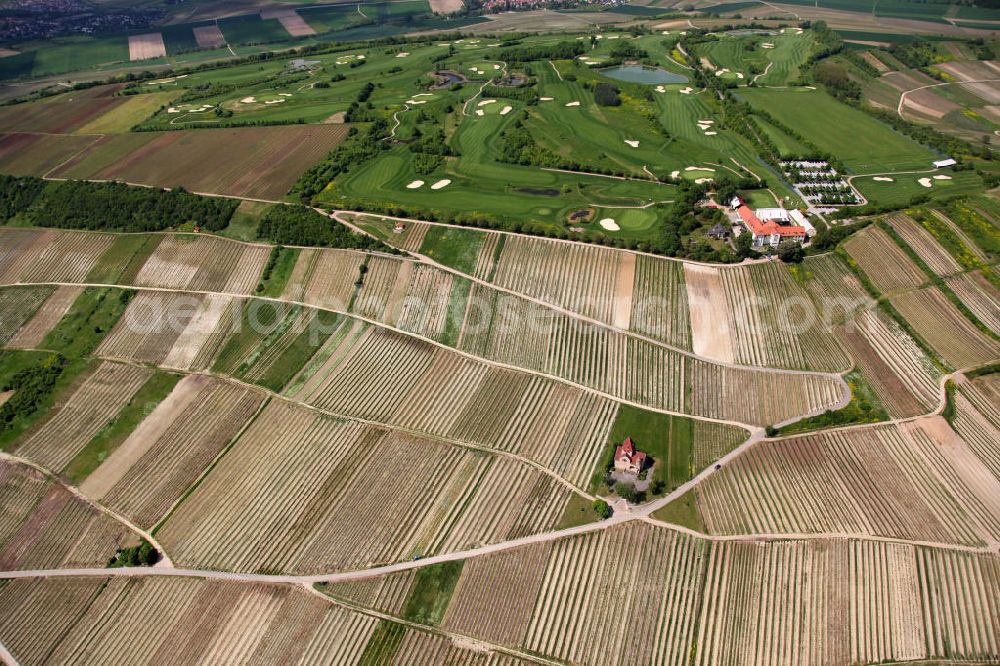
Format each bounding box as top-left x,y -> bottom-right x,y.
837,308 -> 942,418
0,85 -> 126,134
0,133 -> 99,176
0,228 -> 113,285
157,399 -> 576,573
693,418 -> 1000,545
0,286 -> 54,345
14,361 -> 152,472
51,125 -> 350,199
0,460 -> 138,570
5,285 -> 83,349
890,286 -> 1000,370
131,235 -> 269,295
128,33 -> 166,61
81,373 -> 264,528
843,225 -> 928,295
950,374 -> 1000,483
886,213 -> 963,277
0,577 -> 385,665
946,271 -> 1000,335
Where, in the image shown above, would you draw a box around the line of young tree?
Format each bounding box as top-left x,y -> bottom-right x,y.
0,176 -> 237,232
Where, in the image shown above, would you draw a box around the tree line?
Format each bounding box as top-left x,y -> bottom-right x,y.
0,176 -> 237,232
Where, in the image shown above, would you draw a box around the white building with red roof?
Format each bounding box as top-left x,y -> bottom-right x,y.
613,437 -> 647,475
737,205 -> 807,248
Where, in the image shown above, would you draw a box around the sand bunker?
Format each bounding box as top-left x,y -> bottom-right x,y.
599,218 -> 620,231
167,107 -> 179,113
736,72 -> 744,79
686,166 -> 715,172
476,109 -> 485,116
679,87 -> 693,94
704,131 -> 717,135
407,180 -> 424,189
918,177 -> 933,188
240,97 -> 256,103
565,101 -> 581,107
655,85 -> 666,93
406,100 -> 428,105
695,177 -> 713,184
624,140 -> 639,148
670,170 -> 680,178
431,179 -> 451,190
493,64 -> 501,69
933,174 -> 952,180
540,97 -> 554,101
478,99 -> 496,106
873,176 -> 894,182
397,52 -> 409,57
500,105 -> 512,115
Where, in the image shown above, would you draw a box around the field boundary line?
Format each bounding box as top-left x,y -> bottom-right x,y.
896,78 -> 1000,119
0,452 -> 174,567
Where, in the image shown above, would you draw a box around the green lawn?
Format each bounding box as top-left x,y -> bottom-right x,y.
40,287 -> 133,358
399,559 -> 464,625
418,225 -> 484,274
602,404 -> 694,495
739,88 -> 937,172
852,170 -> 984,207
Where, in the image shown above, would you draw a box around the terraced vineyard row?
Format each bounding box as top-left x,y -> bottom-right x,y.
14,361 -> 152,471
947,271 -> 1000,335
630,254 -> 691,349
4,285 -> 82,349
797,253 -> 873,326
491,235 -> 632,326
133,234 -> 269,295
885,213 -> 963,277
0,286 -> 54,343
693,418 -> 1000,545
837,308 -> 942,418
0,577 -> 390,665
890,286 -> 1000,370
350,522 -> 999,665
80,373 -> 265,528
0,228 -> 113,284
157,399 -> 576,573
719,262 -> 850,372
844,225 -> 928,295
950,374 -> 1000,482
0,460 -> 138,571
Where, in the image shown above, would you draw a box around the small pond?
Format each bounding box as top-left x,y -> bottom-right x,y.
602,65 -> 687,85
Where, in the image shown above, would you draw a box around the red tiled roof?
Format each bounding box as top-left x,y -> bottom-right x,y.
738,206 -> 805,238
615,438 -> 646,467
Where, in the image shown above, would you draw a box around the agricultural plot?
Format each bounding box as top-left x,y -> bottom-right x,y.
324,570 -> 417,615
717,262 -> 850,372
14,361 -> 152,472
131,234 -> 269,295
299,324 -> 615,487
843,224 -> 928,295
490,235 -> 636,328
950,374 -> 1000,483
693,420 -> 1000,545
890,286 -> 1000,370
945,271 -> 1000,336
795,253 -> 873,325
288,248 -> 367,311
4,285 -> 83,350
0,459 -> 138,570
0,133 -> 100,177
95,291 -> 212,366
50,125 -> 350,200
157,399 -> 575,573
0,286 -> 54,345
885,213 -> 962,277
629,254 -> 691,349
837,308 -> 942,418
81,373 -> 264,528
0,228 -> 113,285
0,576 -> 381,665
0,85 -> 126,133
